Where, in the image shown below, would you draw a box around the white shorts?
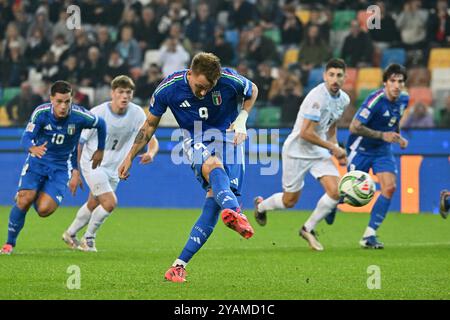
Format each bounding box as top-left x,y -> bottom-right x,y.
282,153 -> 339,193
81,166 -> 119,197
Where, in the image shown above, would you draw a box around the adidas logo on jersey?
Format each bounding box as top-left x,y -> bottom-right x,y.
230,178 -> 239,186
180,100 -> 191,108
44,124 -> 52,131
383,110 -> 390,117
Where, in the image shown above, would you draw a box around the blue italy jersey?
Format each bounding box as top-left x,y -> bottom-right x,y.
347,89 -> 409,155
149,68 -> 253,142
22,103 -> 104,171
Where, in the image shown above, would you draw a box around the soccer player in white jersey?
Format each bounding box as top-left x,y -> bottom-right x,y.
62,75 -> 159,252
254,59 -> 350,251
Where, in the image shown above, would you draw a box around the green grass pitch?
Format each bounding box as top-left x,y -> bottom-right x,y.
0,206 -> 449,300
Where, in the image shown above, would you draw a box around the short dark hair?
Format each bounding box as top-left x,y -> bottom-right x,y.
325,58 -> 346,72
50,80 -> 72,96
383,63 -> 407,82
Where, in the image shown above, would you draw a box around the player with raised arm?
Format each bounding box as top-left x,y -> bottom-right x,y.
254,59 -> 350,251
118,52 -> 258,282
347,63 -> 409,249
62,75 -> 159,252
0,81 -> 106,255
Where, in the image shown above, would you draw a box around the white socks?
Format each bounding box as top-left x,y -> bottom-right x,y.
363,227 -> 376,238
304,194 -> 339,232
84,205 -> 111,239
67,203 -> 92,236
172,259 -> 187,268
257,192 -> 285,212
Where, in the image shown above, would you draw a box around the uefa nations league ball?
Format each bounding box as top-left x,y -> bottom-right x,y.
338,170 -> 376,207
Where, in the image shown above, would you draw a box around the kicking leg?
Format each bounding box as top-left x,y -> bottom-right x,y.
165,192 -> 221,283
254,191 -> 301,226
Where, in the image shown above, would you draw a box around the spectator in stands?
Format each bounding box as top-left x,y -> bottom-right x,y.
403,102 -> 435,128
280,4 -> 304,48
185,2 -> 216,52
71,84 -> 90,107
95,26 -> 115,62
228,0 -> 258,30
257,0 -> 283,29
268,67 -> 288,102
50,34 -> 69,65
102,0 -> 125,26
369,1 -> 401,50
1,22 -> 26,59
341,20 -> 374,67
52,9 -> 74,44
135,63 -> 164,103
11,4 -> 31,38
246,24 -> 280,66
118,8 -> 139,38
6,81 -> 43,125
34,51 -> 59,83
0,41 -> 27,87
104,50 -> 129,85
115,25 -> 142,68
438,96 -> 450,128
298,24 -> 331,71
206,25 -> 235,66
24,28 -> 50,66
80,46 -> 105,88
57,55 -> 81,84
305,6 -> 331,43
158,1 -> 189,37
396,0 -> 428,50
158,37 -> 190,77
136,7 -> 162,51
68,30 -> 92,68
168,22 -> 193,56
252,61 -> 274,103
427,0 -> 450,48
270,73 -> 304,127
26,7 -> 52,42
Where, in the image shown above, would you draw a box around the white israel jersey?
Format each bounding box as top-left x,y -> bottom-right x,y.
80,101 -> 146,176
283,83 -> 350,159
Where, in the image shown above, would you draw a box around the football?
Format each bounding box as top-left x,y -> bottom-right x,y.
338,170 -> 376,207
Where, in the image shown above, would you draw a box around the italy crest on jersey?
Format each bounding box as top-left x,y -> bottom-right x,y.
212,91 -> 222,106
67,124 -> 76,135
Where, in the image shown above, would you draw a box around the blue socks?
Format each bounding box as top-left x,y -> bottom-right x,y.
368,195 -> 391,231
179,197 -> 221,263
209,167 -> 239,211
7,205 -> 27,247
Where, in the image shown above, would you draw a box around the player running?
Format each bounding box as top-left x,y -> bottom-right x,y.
118,52 -> 258,282
347,63 -> 409,249
253,58 -> 350,251
62,75 -> 159,252
0,81 -> 106,255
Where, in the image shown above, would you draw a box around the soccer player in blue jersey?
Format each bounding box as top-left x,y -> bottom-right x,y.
0,81 -> 106,255
119,52 -> 258,282
347,64 -> 409,249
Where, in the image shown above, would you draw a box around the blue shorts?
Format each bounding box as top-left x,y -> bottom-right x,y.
347,150 -> 398,175
184,139 -> 245,196
17,158 -> 70,205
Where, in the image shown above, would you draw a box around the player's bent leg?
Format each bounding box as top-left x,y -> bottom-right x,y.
282,191 -> 301,208
202,156 -> 254,239
79,192 -> 117,252
34,193 -> 59,218
1,190 -> 37,254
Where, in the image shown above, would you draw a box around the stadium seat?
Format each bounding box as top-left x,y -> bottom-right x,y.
246,106 -> 258,127
0,87 -> 20,105
332,10 -> 356,31
295,10 -> 310,24
380,48 -> 406,69
257,106 -> 281,127
283,48 -> 299,67
343,67 -> 358,91
431,68 -> 450,94
428,48 -> 450,70
0,107 -> 11,126
356,67 -> 382,92
407,67 -> 430,87
305,67 -> 325,93
356,88 -> 373,107
408,87 -> 433,107
263,28 -> 281,45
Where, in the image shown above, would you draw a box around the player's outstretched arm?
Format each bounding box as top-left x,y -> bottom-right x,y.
301,118 -> 346,159
350,118 -> 400,143
119,113 -> 161,179
139,136 -> 159,164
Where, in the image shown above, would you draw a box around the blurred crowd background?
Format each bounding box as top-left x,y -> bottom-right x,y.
1,0 -> 450,128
